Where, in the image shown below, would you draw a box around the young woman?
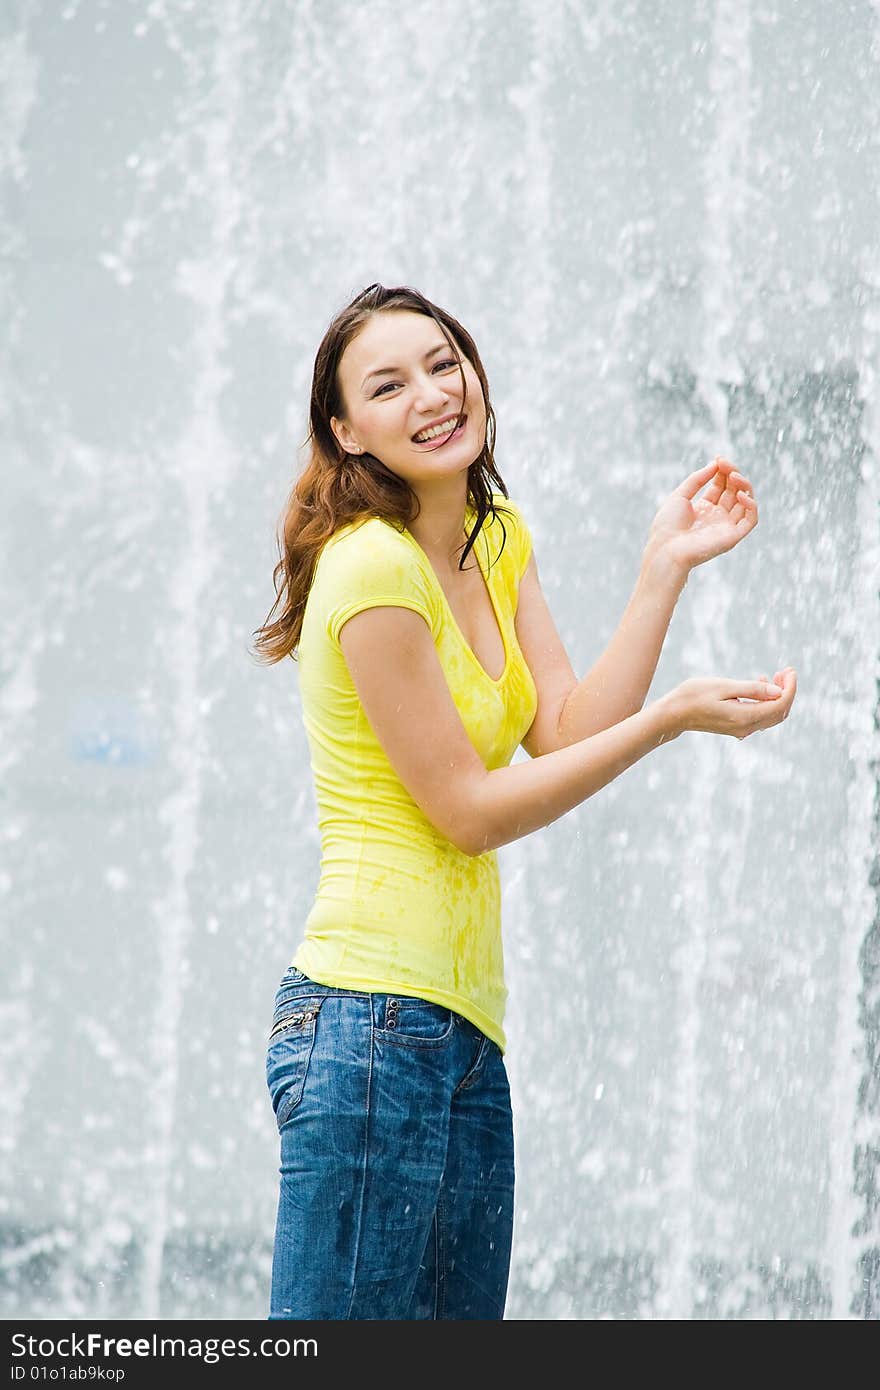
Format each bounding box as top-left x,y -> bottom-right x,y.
252,283 -> 797,1320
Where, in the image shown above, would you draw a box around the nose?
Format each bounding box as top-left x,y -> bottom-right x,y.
413,370 -> 452,413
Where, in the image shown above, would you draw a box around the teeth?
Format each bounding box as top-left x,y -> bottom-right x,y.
414,417 -> 460,443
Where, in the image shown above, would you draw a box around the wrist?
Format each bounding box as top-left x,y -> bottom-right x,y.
654,689 -> 686,742
641,542 -> 690,594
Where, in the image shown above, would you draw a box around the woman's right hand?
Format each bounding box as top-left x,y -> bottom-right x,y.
663,667 -> 797,740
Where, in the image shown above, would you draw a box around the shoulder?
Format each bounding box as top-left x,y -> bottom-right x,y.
482,491 -> 530,535
483,492 -> 533,578
316,514 -> 419,583
313,515 -> 438,646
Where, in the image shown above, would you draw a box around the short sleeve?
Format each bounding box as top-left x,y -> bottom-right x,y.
494,495 -> 533,580
318,520 -> 437,648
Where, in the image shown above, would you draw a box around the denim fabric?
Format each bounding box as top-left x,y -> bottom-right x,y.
266,965 -> 515,1320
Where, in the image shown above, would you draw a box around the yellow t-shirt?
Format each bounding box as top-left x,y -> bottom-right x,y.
291,492 -> 538,1051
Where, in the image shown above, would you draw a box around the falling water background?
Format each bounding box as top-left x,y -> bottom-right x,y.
1,0 -> 878,1320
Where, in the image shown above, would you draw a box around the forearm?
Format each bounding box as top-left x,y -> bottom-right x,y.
557,547 -> 689,746
468,694 -> 680,856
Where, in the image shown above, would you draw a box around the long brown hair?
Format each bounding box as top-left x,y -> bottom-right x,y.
250,283 -> 514,665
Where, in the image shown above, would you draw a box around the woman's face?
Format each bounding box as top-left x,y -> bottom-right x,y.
330,310 -> 487,487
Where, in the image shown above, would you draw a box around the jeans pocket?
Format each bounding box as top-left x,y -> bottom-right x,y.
266,996 -> 324,1130
376,995 -> 456,1047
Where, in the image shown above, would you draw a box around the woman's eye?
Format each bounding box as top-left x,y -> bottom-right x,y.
372,361 -> 457,398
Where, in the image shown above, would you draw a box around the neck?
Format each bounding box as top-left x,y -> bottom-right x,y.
406,478 -> 473,571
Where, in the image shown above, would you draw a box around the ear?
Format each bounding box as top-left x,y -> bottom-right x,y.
330,415 -> 363,455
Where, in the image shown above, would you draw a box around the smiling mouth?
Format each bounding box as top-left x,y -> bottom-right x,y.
412,415 -> 466,445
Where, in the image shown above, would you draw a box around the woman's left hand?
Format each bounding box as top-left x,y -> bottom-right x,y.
644,457 -> 759,574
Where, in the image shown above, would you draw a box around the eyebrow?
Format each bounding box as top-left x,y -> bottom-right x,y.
361,343 -> 453,390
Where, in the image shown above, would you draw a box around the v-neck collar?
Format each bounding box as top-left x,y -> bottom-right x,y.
398,505 -> 511,687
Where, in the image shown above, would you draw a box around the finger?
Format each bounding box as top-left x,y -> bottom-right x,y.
760,669 -> 797,724
704,456 -> 742,505
720,468 -> 750,514
732,679 -> 784,702
729,468 -> 754,493
729,492 -> 746,524
702,466 -> 729,507
678,459 -> 725,502
717,471 -> 737,513
734,490 -> 758,529
728,472 -> 756,520
765,668 -> 796,692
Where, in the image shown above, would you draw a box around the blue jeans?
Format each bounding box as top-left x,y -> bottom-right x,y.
265,966 -> 515,1319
